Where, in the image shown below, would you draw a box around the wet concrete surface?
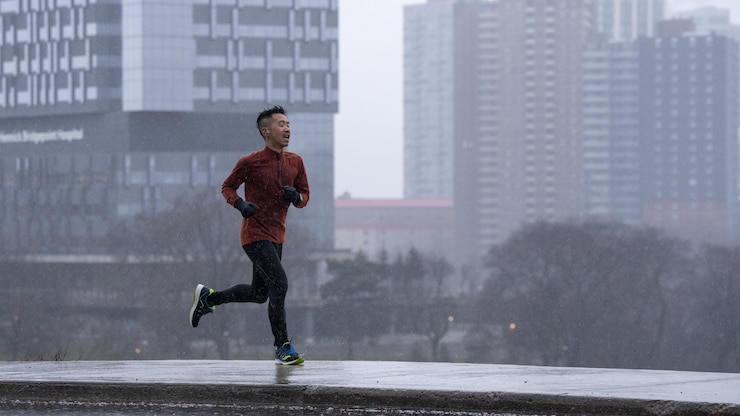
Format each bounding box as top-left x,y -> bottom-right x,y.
0,360 -> 738,415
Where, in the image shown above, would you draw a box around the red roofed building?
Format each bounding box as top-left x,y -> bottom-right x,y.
334,198 -> 454,262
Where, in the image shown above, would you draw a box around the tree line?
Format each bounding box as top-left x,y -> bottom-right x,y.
1,192 -> 738,371
474,221 -> 739,372
310,219 -> 740,371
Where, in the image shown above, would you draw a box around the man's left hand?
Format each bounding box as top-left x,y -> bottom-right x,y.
282,186 -> 301,204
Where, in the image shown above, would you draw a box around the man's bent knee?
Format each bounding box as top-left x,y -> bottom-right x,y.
270,284 -> 288,302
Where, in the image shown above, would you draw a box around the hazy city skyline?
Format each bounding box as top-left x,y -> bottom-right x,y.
335,0 -> 740,199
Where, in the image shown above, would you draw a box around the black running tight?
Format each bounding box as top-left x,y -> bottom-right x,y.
208,240 -> 289,346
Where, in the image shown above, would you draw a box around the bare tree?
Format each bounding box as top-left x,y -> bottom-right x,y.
386,248 -> 456,361
476,221 -> 686,369
105,191 -> 248,359
320,252 -> 388,359
688,245 -> 740,372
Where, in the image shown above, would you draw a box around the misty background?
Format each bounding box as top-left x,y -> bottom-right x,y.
0,0 -> 739,372
336,0 -> 740,199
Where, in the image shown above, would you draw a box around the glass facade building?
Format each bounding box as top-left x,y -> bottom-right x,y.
0,0 -> 339,253
403,0 -> 456,199
582,42 -> 641,225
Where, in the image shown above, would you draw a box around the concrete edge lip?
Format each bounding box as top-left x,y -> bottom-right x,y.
1,360 -> 739,415
0,381 -> 739,416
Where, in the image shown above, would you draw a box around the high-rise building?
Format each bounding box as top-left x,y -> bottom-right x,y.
672,7 -> 740,130
584,24 -> 740,245
403,0 -> 456,199
582,42 -> 641,225
581,0 -> 664,226
453,0 -> 596,262
591,0 -> 665,41
638,33 -> 738,244
0,0 -> 339,253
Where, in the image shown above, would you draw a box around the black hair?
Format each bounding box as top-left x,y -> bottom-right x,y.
256,105 -> 286,131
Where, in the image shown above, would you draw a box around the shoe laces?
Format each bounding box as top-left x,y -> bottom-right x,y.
278,342 -> 296,355
200,289 -> 214,310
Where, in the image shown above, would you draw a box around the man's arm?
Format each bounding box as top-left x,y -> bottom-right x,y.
222,157 -> 246,207
292,161 -> 309,208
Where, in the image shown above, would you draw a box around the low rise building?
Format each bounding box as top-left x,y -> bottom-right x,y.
334,198 -> 453,262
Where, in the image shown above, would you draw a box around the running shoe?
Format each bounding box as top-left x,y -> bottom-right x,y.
189,284 -> 215,328
275,342 -> 304,365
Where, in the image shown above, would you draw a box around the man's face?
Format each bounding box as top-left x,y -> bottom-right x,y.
263,114 -> 291,150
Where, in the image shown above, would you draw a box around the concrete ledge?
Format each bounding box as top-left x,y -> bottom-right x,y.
1,381 -> 739,415
0,360 -> 738,415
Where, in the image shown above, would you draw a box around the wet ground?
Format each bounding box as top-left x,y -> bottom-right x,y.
0,360 -> 738,415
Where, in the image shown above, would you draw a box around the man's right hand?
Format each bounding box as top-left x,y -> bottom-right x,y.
234,198 -> 259,218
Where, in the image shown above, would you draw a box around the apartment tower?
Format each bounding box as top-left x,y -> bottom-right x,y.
638,33 -> 738,244
453,0 -> 596,263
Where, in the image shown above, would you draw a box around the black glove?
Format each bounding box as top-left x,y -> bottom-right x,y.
234,198 -> 259,218
282,186 -> 301,204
